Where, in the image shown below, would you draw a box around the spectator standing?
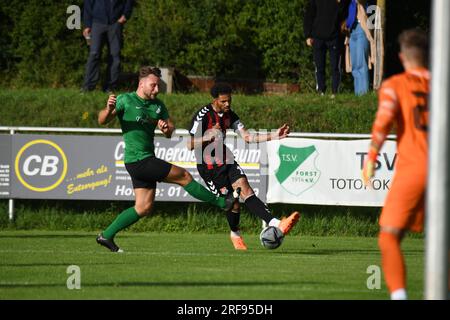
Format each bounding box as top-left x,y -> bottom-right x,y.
82,0 -> 134,93
344,0 -> 375,95
304,0 -> 348,97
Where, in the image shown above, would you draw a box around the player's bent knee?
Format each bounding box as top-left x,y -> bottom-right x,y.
378,230 -> 400,251
135,203 -> 153,217
166,166 -> 192,186
177,169 -> 192,186
233,178 -> 252,198
239,185 -> 254,198
183,169 -> 192,180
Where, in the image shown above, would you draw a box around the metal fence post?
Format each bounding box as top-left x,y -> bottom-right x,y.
8,128 -> 14,221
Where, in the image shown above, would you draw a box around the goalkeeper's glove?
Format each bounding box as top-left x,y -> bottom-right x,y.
362,147 -> 378,186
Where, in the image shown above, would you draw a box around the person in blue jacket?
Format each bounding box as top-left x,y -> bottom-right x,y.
82,0 -> 134,93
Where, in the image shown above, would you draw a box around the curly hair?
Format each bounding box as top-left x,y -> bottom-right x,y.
210,83 -> 232,98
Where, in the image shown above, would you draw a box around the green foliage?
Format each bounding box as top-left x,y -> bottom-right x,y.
0,0 -> 431,89
110,0 -> 277,79
254,0 -> 311,84
3,0 -> 86,87
0,0 -> 316,88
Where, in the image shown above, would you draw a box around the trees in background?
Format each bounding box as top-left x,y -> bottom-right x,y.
0,0 -> 429,91
0,0 -> 314,89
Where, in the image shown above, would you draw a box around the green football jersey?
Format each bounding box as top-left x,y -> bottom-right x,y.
115,92 -> 169,163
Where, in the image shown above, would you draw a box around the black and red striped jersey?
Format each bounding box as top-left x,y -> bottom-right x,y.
189,104 -> 244,169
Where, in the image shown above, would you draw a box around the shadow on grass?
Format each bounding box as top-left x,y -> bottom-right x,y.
0,280 -> 320,288
254,248 -> 423,255
267,248 -> 381,255
0,234 -> 132,239
0,262 -> 130,267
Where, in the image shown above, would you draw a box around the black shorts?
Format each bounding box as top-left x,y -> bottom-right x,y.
197,162 -> 246,196
125,156 -> 172,189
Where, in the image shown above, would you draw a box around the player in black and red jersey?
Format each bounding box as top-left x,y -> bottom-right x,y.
188,83 -> 300,250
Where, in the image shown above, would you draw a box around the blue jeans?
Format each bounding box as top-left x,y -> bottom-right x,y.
349,23 -> 369,95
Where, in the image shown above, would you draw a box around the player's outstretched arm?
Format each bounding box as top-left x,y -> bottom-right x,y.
239,123 -> 290,143
274,123 -> 290,140
362,82 -> 398,186
98,95 -> 117,125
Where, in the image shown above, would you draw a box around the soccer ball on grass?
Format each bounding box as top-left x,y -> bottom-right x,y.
260,226 -> 284,249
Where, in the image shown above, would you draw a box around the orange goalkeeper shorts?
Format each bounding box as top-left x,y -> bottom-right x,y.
379,168 -> 426,233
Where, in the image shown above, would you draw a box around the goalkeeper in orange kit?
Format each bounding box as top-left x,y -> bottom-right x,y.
362,29 -> 429,300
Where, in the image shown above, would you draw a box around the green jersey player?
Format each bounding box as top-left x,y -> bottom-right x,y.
96,66 -> 238,252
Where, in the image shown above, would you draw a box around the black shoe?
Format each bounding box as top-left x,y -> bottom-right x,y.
223,187 -> 241,211
96,234 -> 123,252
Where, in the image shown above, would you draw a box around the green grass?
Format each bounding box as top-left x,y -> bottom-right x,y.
0,200 -> 395,238
0,230 -> 424,300
0,88 -> 377,133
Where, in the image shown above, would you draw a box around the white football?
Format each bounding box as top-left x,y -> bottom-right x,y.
260,226 -> 284,249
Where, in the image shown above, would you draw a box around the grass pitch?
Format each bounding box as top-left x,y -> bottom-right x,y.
0,231 -> 424,300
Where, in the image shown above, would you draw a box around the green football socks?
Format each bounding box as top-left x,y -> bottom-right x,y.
102,207 -> 141,239
183,180 -> 225,208
102,181 -> 225,240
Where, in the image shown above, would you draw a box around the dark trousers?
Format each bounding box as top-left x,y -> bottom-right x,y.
83,22 -> 123,91
313,37 -> 342,94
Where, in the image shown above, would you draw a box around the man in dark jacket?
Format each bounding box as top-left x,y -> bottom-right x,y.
82,0 -> 134,93
304,0 -> 348,96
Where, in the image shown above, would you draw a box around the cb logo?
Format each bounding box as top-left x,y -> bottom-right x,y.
15,139 -> 68,192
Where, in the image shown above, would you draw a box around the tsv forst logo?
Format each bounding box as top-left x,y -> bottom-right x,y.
275,145 -> 321,196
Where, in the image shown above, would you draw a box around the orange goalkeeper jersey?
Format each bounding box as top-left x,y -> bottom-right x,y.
371,67 -> 430,170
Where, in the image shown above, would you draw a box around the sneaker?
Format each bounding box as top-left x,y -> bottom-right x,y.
96,234 -> 123,252
223,187 -> 241,211
230,235 -> 248,250
278,211 -> 300,235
